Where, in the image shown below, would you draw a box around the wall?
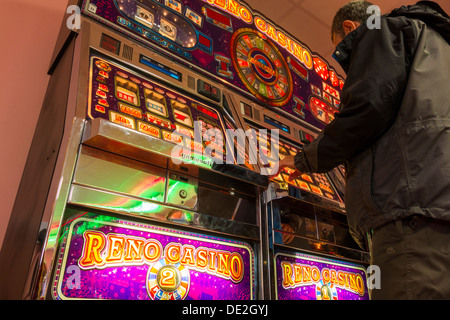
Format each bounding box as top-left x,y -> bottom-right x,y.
0,0 -> 68,249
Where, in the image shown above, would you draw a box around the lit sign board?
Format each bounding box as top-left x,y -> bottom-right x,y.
275,251 -> 369,300
53,213 -> 255,300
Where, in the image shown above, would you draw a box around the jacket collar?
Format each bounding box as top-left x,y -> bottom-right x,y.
332,25 -> 365,75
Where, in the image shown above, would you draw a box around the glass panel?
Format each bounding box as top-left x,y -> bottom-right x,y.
73,147 -> 166,203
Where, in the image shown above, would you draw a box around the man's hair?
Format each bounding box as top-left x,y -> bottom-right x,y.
331,1 -> 374,41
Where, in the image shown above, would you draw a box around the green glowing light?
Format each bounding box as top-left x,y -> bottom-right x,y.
172,151 -> 215,169
75,215 -> 115,235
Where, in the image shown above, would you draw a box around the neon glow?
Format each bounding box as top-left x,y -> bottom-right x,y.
53,214 -> 254,300
276,252 -> 369,300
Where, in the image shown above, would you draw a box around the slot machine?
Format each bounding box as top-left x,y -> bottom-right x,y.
221,8 -> 371,300
0,0 -> 369,300
1,0 -> 267,300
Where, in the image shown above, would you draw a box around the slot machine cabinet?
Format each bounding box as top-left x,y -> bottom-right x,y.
207,2 -> 370,299
0,2 -> 269,300
226,91 -> 370,300
47,21 -> 269,300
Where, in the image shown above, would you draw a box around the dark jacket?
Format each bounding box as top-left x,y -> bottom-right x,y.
294,1 -> 450,248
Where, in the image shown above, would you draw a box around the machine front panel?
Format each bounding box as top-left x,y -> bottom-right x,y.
247,122 -> 344,211
88,53 -> 229,166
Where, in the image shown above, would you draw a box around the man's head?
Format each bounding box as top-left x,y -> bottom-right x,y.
331,1 -> 375,46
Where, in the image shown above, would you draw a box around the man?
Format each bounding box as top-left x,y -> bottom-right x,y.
272,1 -> 450,299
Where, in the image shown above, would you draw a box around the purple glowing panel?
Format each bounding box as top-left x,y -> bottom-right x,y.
275,251 -> 369,300
82,0 -> 344,130
52,213 -> 255,300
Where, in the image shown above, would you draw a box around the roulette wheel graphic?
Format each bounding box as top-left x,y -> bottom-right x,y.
231,29 -> 293,107
316,280 -> 338,300
146,258 -> 190,300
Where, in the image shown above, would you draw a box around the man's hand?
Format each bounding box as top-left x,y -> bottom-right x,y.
268,155 -> 302,181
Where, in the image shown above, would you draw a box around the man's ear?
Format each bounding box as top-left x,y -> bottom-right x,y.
342,20 -> 360,35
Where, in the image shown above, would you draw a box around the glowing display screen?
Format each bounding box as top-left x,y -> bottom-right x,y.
82,0 -> 344,130
247,124 -> 342,204
275,251 -> 369,300
88,55 -> 228,166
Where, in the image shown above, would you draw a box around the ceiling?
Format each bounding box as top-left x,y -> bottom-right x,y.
243,0 -> 450,77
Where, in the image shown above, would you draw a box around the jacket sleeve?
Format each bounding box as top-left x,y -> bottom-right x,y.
295,19 -> 414,173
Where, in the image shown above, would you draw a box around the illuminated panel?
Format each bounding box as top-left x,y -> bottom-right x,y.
197,79 -> 221,102
308,96 -> 339,125
109,111 -> 135,129
144,88 -> 168,117
87,55 -> 230,166
116,0 -> 198,48
198,33 -> 211,48
139,55 -> 182,81
329,70 -> 339,87
275,251 -> 369,300
52,213 -> 255,300
198,117 -> 225,156
100,33 -> 120,55
83,0 -> 345,130
230,29 -> 294,107
202,6 -> 233,32
160,18 -> 177,41
137,120 -> 160,138
185,7 -> 203,26
118,103 -> 143,119
264,115 -> 290,134
246,123 -> 342,204
287,56 -> 308,81
224,119 -> 255,171
194,103 -> 219,120
115,76 -> 140,106
313,57 -> 329,81
135,5 -> 154,28
171,100 -> 193,127
322,82 -> 340,100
